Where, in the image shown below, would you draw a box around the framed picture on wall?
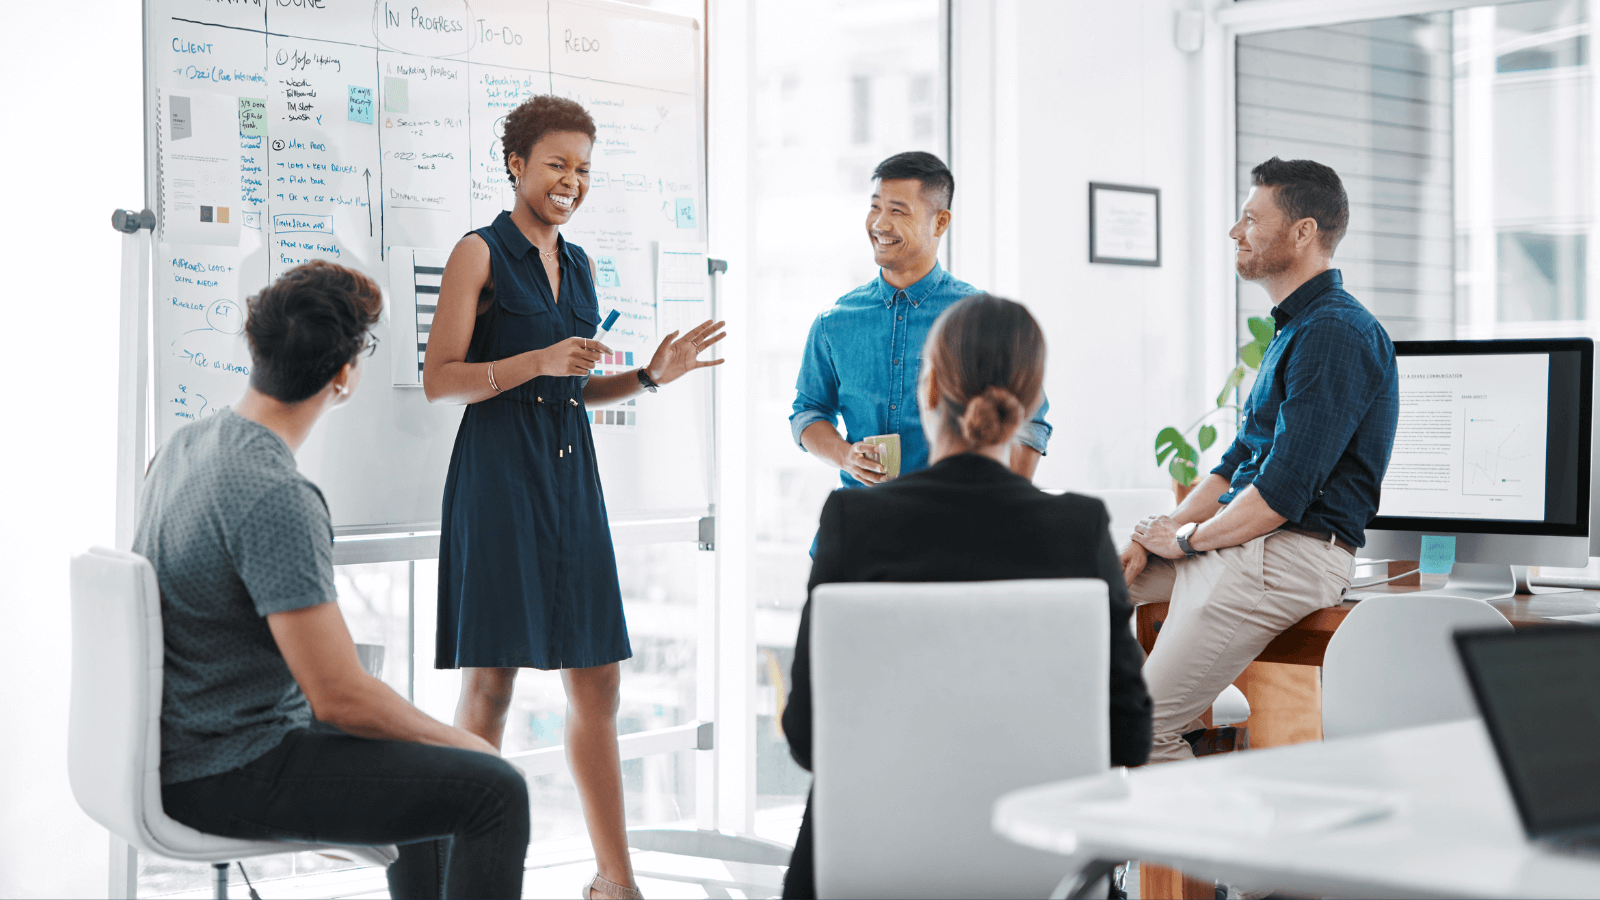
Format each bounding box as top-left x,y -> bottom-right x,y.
1089,182 -> 1161,266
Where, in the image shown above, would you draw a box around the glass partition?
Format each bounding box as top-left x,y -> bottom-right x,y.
746,0 -> 945,839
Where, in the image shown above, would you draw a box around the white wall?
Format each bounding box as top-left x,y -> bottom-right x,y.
0,3 -> 144,896
952,0 -> 1230,495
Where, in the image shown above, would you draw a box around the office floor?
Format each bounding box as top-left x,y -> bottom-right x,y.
152,809 -> 804,900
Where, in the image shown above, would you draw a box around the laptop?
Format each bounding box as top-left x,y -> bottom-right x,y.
1455,626 -> 1600,854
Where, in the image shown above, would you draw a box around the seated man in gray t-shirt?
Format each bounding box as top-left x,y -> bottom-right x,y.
135,260 -> 528,899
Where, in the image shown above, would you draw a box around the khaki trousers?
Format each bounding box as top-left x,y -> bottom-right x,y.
1128,529 -> 1354,762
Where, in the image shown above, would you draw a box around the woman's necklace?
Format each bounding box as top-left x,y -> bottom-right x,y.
537,245 -> 558,264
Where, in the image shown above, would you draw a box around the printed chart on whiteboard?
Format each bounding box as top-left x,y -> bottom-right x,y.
388,248 -> 448,386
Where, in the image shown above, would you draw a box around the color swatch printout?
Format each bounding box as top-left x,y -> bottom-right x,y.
590,352 -> 640,430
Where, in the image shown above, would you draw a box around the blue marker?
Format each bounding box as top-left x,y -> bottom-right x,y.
599,309 -> 620,336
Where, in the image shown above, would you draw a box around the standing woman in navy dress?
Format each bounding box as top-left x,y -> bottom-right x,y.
423,95 -> 725,900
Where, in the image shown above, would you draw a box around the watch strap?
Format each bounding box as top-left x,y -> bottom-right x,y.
636,367 -> 659,393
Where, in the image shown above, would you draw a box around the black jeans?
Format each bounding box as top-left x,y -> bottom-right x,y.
162,728 -> 529,899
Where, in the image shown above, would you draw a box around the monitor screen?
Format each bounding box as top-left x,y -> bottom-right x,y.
1370,338 -> 1592,537
1455,628 -> 1600,837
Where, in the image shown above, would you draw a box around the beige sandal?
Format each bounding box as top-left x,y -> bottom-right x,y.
582,872 -> 643,900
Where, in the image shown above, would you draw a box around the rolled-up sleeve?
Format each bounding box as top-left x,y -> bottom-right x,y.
1211,435 -> 1252,482
1251,321 -> 1389,522
1016,393 -> 1052,455
789,313 -> 840,450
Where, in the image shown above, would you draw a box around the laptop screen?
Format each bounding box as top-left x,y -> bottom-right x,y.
1456,627 -> 1600,837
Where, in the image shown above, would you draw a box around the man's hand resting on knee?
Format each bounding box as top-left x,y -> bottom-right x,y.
1120,541 -> 1149,586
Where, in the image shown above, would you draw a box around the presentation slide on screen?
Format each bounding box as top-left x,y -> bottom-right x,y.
1378,353 -> 1550,522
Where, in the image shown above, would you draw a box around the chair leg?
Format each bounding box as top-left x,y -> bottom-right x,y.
213,862 -> 229,900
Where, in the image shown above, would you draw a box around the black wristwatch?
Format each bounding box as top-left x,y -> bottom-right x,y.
1175,522 -> 1203,559
636,367 -> 659,393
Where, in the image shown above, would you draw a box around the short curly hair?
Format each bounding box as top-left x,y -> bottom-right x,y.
245,260 -> 383,404
503,95 -> 597,184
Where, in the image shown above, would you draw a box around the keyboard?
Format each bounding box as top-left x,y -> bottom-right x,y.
1530,576 -> 1600,590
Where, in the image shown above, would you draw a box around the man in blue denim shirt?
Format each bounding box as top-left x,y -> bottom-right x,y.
1122,158 -> 1399,762
791,152 -> 1051,487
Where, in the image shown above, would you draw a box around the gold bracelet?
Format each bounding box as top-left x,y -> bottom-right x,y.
487,360 -> 503,393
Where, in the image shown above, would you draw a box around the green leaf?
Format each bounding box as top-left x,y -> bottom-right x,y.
1197,424 -> 1217,452
1240,341 -> 1265,369
1169,456 -> 1198,486
1215,365 -> 1246,407
1248,316 -> 1275,346
1154,426 -> 1187,465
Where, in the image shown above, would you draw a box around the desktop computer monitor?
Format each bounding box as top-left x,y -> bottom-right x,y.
1363,337 -> 1594,601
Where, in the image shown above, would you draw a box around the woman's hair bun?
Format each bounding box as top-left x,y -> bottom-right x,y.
959,385 -> 1025,446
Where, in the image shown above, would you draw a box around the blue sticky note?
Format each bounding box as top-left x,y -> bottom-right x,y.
347,86 -> 373,124
596,255 -> 620,288
675,198 -> 696,229
1419,535 -> 1456,575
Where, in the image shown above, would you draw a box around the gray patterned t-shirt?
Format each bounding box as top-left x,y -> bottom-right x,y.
133,409 -> 336,785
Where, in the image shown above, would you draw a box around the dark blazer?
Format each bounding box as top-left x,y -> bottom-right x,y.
779,452 -> 1153,899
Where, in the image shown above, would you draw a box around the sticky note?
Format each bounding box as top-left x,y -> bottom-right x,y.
239,97 -> 266,136
596,255 -> 620,287
384,77 -> 409,113
1419,535 -> 1456,575
348,86 -> 374,124
675,198 -> 696,229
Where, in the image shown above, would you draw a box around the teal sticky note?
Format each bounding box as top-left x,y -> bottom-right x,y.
596,255 -> 620,288
238,97 -> 266,137
348,86 -> 373,124
675,198 -> 696,229
1420,535 -> 1456,575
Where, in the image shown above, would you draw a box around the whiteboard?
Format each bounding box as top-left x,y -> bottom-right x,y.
143,0 -> 711,531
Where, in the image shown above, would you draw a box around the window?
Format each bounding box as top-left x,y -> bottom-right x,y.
1235,0 -> 1596,342
747,0 -> 944,835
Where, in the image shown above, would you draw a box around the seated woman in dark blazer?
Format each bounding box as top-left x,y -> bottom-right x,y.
778,293 -> 1153,899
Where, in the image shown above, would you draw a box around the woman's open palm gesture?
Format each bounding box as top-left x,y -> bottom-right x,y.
647,319 -> 727,385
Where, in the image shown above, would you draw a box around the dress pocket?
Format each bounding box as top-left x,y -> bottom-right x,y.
573,302 -> 601,339
498,290 -> 553,318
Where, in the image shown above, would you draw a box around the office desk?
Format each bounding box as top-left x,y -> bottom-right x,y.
993,719 -> 1600,900
1135,587 -> 1600,667
1133,585 -> 1600,897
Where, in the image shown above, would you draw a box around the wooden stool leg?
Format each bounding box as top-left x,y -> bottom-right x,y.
1139,862 -> 1215,899
1234,660 -> 1321,748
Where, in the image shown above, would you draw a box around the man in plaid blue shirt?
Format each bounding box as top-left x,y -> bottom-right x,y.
1122,158 -> 1399,763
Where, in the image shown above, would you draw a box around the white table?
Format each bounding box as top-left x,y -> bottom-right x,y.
992,720 -> 1600,899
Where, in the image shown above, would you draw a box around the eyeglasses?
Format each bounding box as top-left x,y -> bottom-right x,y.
361,334 -> 381,358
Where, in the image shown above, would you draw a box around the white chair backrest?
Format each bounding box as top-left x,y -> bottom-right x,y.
69,547 -> 166,850
810,579 -> 1110,899
1322,594 -> 1512,741
1069,488 -> 1171,547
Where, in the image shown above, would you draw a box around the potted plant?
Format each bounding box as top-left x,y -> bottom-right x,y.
1154,316 -> 1275,502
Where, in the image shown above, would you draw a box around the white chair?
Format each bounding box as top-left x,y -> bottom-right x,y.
810,579 -> 1110,899
1321,593 -> 1513,741
68,547 -> 397,900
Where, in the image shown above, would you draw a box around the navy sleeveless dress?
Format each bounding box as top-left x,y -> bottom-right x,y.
436,211 -> 631,670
